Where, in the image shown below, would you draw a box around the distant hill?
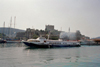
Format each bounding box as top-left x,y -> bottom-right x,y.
91,37 -> 100,39
0,27 -> 25,37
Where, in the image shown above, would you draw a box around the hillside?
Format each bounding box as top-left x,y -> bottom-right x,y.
91,37 -> 100,39
0,27 -> 25,37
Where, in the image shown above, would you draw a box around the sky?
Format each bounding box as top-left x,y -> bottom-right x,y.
0,0 -> 100,38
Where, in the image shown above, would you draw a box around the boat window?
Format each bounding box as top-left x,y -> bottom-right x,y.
34,40 -> 40,42
27,40 -> 40,42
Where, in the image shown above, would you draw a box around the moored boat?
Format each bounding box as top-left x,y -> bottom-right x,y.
0,38 -> 6,43
6,40 -> 21,43
6,38 -> 21,43
23,36 -> 81,48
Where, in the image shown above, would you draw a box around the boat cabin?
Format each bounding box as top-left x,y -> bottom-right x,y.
27,37 -> 46,43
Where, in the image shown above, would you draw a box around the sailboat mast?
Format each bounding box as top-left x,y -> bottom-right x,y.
14,16 -> 16,28
3,22 -> 5,39
9,17 -> 12,38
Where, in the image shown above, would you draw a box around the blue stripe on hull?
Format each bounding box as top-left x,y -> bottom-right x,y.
23,42 -> 80,48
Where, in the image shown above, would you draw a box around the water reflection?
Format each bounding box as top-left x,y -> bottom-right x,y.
0,43 -> 100,67
24,47 -> 46,50
0,43 -> 24,48
24,46 -> 80,50
24,46 -> 82,64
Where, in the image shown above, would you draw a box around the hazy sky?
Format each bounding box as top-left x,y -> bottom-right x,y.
0,0 -> 100,38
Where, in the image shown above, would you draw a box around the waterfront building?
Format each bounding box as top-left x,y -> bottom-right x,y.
76,30 -> 81,40
16,28 -> 35,40
45,25 -> 54,31
25,28 -> 35,39
16,32 -> 26,40
15,25 -> 90,41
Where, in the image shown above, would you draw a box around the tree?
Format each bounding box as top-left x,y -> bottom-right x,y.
33,34 -> 38,39
50,36 -> 59,40
0,33 -> 6,38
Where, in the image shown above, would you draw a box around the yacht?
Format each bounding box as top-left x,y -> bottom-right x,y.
23,36 -> 81,48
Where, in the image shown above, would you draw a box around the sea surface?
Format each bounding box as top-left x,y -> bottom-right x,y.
0,43 -> 100,67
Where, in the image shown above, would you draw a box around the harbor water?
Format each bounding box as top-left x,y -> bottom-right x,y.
0,43 -> 100,67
